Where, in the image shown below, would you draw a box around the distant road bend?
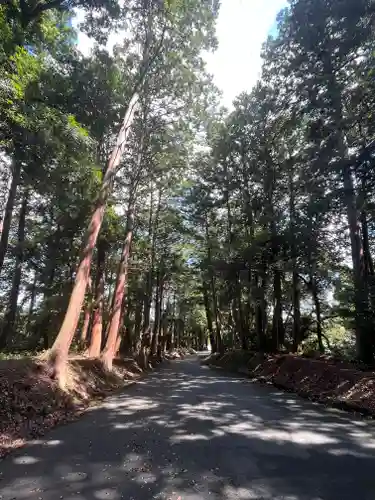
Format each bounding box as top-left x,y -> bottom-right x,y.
1,355 -> 375,500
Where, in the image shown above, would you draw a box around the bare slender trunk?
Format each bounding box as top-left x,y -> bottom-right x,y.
88,238 -> 106,357
49,94 -> 139,384
362,209 -> 374,277
292,270 -> 301,352
235,273 -> 247,350
133,290 -> 143,352
272,266 -> 284,351
361,209 -> 375,317
150,269 -> 161,355
80,306 -> 91,346
0,159 -> 21,273
26,272 -> 37,331
101,206 -> 134,370
255,271 -> 267,352
0,192 -> 27,348
288,167 -> 301,352
205,216 -> 223,353
79,278 -> 92,346
152,271 -> 164,356
143,189 -> 161,334
311,280 -> 324,353
202,281 -> 216,352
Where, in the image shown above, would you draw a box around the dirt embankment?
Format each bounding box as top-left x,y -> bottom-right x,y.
0,350 -> 185,458
203,350 -> 375,416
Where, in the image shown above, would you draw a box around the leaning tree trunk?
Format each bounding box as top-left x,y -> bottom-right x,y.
101,206 -> 134,371
48,93 -> 139,384
0,192 -> 27,348
0,159 -> 21,274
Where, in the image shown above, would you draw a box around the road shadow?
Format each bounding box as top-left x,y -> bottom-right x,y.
1,358 -> 375,499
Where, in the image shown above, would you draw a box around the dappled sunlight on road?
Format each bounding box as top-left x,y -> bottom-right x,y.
1,358 -> 375,499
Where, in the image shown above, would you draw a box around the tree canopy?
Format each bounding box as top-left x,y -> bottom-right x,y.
1,0 -> 375,384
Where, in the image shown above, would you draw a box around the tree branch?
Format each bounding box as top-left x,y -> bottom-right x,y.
29,0 -> 68,21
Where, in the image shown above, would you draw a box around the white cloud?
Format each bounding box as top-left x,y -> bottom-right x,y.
205,0 -> 287,108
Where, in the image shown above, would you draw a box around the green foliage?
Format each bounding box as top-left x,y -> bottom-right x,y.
2,0 -> 374,366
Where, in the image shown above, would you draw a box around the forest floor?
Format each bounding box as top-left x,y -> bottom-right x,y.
203,350 -> 375,417
0,350 -> 185,458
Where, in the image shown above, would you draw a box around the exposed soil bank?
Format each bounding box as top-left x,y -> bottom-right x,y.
203,350 -> 375,416
0,350 -> 185,458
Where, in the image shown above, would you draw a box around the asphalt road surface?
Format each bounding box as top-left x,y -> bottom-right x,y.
1,356 -> 375,500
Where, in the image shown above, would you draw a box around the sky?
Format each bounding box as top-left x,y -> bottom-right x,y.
76,0 -> 287,108
205,0 -> 287,108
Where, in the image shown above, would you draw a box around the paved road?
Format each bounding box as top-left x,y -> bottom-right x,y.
1,357 -> 375,500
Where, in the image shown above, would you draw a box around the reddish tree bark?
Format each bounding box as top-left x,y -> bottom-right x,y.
48,93 -> 139,384
88,239 -> 106,357
80,308 -> 91,345
101,206 -> 134,370
80,278 -> 92,346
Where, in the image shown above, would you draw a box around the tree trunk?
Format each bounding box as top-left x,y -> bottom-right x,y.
48,93 -> 139,384
0,159 -> 21,273
272,266 -> 284,351
323,49 -> 372,363
255,271 -> 267,352
361,209 -> 374,277
101,206 -> 134,371
342,164 -> 372,361
80,305 -> 91,346
288,166 -> 301,352
0,192 -> 27,349
202,282 -> 216,351
26,272 -> 38,331
143,189 -> 161,334
151,268 -> 164,356
133,290 -> 143,352
361,208 -> 375,316
292,270 -> 301,352
88,238 -> 106,357
205,216 -> 223,353
235,273 -> 247,350
79,278 -> 92,346
311,279 -> 324,353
